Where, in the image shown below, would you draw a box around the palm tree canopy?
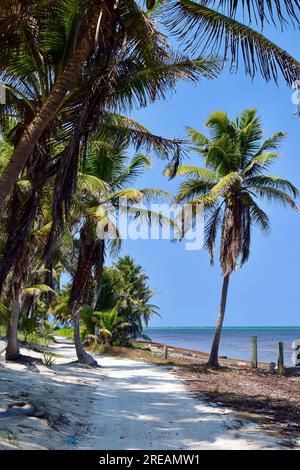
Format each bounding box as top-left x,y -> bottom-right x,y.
96,255 -> 159,341
172,109 -> 299,275
161,0 -> 300,84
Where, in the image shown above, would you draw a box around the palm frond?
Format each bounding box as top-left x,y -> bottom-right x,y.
176,178 -> 215,202
24,284 -> 55,296
204,205 -> 223,264
199,0 -> 300,27
112,154 -> 152,189
113,54 -> 221,110
245,193 -> 270,233
243,151 -> 281,177
210,172 -> 241,197
253,186 -> 298,210
186,127 -> 210,154
163,0 -> 300,85
77,173 -> 110,199
165,164 -> 217,180
0,301 -> 10,322
140,188 -> 175,202
205,136 -> 236,174
108,188 -> 144,203
97,113 -> 186,168
128,205 -> 178,229
246,175 -> 299,199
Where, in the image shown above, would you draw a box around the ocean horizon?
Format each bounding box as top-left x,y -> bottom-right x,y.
144,326 -> 300,365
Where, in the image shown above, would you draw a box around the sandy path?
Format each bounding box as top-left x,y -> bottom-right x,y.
77,356 -> 282,450
0,338 -> 284,450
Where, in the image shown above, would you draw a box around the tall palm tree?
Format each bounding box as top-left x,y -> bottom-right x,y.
171,109 -> 299,367
0,0 -> 299,207
68,137 -> 173,365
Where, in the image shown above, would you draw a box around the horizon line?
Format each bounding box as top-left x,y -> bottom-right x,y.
145,325 -> 300,329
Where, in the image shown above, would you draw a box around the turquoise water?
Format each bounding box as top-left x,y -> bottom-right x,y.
144,327 -> 300,365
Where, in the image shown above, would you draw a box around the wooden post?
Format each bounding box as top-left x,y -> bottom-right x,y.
277,342 -> 285,375
250,336 -> 258,369
163,345 -> 168,360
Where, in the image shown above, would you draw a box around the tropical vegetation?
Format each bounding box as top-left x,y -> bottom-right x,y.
0,1 -> 299,369
54,256 -> 158,350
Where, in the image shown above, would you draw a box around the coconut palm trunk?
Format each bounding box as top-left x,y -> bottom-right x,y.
92,240 -> 105,309
4,243 -> 35,361
208,274 -> 230,368
92,241 -> 104,336
0,6 -> 109,208
5,295 -> 23,360
69,222 -> 100,366
73,309 -> 98,367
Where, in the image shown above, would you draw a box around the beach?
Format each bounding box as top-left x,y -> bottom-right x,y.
1,337 -> 299,450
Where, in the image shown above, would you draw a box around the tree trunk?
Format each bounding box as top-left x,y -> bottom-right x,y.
5,297 -> 22,361
73,310 -> 98,367
208,274 -> 230,368
92,241 -> 104,336
0,8 -> 103,208
92,241 -> 104,309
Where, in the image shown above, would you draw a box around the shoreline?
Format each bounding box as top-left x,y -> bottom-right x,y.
139,340 -> 300,372
143,326 -> 300,367
140,340 -> 264,368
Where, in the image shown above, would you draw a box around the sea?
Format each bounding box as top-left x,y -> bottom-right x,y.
144,327 -> 300,366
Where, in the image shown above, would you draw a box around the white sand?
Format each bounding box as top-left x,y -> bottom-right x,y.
0,338 -> 286,450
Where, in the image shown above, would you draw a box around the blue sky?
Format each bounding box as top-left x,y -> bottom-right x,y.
108,21 -> 300,327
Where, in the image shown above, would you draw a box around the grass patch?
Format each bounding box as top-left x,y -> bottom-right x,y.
2,431 -> 17,444
131,342 -> 148,350
55,327 -> 73,339
0,327 -> 53,347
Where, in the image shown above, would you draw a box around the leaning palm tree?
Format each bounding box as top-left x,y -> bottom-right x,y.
0,9 -> 217,295
0,0 -> 299,207
171,109 -> 299,367
68,137 -> 174,365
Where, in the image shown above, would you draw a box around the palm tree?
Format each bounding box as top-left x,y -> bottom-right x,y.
172,109 -> 299,367
82,256 -> 158,345
92,309 -> 129,347
68,137 -> 173,365
114,256 -> 159,341
0,0 -> 299,207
